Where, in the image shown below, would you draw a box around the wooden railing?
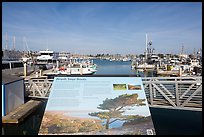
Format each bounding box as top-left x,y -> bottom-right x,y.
24,77 -> 202,111
142,77 -> 202,111
24,78 -> 53,99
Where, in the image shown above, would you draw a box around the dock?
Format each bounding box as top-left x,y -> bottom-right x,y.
156,69 -> 180,76
2,100 -> 42,124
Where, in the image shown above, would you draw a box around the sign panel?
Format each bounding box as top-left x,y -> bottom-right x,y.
39,77 -> 156,135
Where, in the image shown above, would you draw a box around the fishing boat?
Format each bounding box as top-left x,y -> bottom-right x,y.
132,34 -> 155,70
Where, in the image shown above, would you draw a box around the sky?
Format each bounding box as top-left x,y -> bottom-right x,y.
2,2 -> 202,55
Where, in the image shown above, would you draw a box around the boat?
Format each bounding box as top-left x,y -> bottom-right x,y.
45,62 -> 97,76
58,51 -> 70,62
132,34 -> 155,70
35,49 -> 58,70
136,63 -> 155,70
81,59 -> 97,72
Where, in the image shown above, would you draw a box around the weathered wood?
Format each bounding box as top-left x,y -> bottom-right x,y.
181,86 -> 202,107
149,83 -> 153,105
180,84 -> 195,99
152,83 -> 176,107
2,100 -> 42,124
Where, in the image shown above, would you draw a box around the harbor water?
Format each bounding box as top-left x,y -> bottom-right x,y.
2,59 -> 202,135
92,59 -> 155,77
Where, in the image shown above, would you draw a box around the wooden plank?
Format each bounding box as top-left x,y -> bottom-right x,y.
149,83 -> 153,105
2,100 -> 42,124
149,105 -> 202,111
152,83 -> 176,107
180,84 -> 195,99
181,86 -> 202,107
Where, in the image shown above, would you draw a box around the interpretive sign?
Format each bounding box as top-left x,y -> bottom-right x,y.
39,76 -> 156,135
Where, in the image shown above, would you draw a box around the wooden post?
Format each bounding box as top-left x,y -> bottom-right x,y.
156,64 -> 159,72
179,67 -> 182,76
149,83 -> 153,105
57,60 -> 59,68
175,79 -> 180,107
39,69 -> 42,76
35,72 -> 38,78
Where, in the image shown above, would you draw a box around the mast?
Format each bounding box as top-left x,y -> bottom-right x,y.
23,37 -> 30,57
5,32 -> 8,50
13,36 -> 16,50
145,33 -> 148,62
181,43 -> 184,55
194,48 -> 196,56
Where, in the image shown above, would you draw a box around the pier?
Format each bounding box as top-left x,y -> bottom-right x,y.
24,76 -> 202,111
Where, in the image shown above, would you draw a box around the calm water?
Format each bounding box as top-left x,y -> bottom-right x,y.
93,59 -> 135,75
2,59 -> 202,135
92,59 -> 155,77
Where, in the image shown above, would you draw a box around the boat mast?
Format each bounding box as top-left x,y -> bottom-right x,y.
13,36 -> 16,51
145,33 -> 148,63
23,37 -> 31,57
5,32 -> 8,50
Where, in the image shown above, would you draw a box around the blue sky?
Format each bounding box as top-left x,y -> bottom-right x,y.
2,2 -> 202,55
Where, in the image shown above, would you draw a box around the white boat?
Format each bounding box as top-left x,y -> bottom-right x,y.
188,59 -> 201,67
45,63 -> 97,76
132,34 -> 156,70
136,63 -> 155,69
36,49 -> 58,70
81,59 -> 97,72
122,58 -> 131,62
58,51 -> 70,61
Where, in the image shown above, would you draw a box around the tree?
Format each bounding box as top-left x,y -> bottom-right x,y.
88,94 -> 146,129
